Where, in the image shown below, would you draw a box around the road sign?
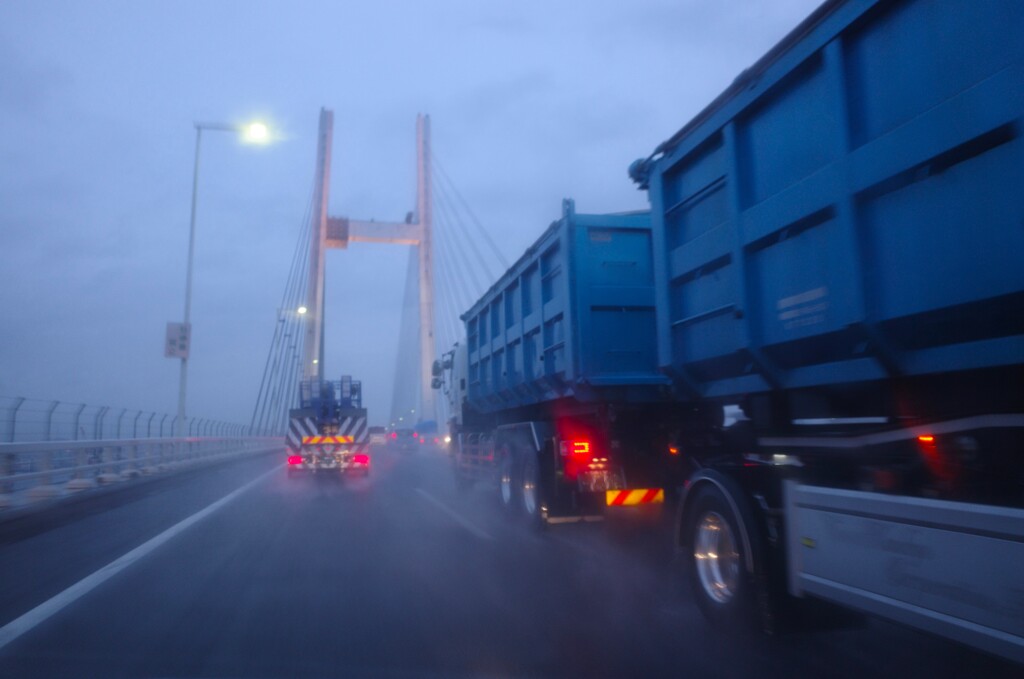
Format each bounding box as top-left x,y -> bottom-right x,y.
165,322 -> 191,359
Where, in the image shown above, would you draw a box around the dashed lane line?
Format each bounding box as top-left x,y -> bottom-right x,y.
0,464 -> 281,653
415,488 -> 494,541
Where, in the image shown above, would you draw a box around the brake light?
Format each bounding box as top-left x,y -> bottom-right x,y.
287,455 -> 303,465
918,435 -> 935,443
413,431 -> 418,438
353,453 -> 370,465
390,432 -> 397,439
558,439 -> 596,480
668,446 -> 679,456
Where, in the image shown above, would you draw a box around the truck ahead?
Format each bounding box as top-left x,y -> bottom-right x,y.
286,375 -> 370,476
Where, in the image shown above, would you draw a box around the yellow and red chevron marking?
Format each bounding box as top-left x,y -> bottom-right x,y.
605,488 -> 664,506
301,436 -> 355,445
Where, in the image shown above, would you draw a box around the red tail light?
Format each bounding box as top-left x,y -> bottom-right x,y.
353,453 -> 370,465
559,439 -> 596,479
287,455 -> 303,465
918,435 -> 935,443
390,432 -> 397,439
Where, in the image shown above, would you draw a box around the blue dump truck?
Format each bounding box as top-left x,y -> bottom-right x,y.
286,375 -> 370,476
435,0 -> 1024,661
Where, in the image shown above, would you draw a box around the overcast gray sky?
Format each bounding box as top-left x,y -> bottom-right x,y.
0,0 -> 821,426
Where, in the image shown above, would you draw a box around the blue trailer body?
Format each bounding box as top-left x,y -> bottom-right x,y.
462,200 -> 666,414
634,0 -> 1024,400
441,0 -> 1024,660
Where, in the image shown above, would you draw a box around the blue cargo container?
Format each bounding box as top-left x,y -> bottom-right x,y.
632,0 -> 1024,400
462,199 -> 666,413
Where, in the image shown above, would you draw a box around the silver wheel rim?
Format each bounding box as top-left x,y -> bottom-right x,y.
522,460 -> 537,516
694,511 -> 740,604
500,459 -> 513,506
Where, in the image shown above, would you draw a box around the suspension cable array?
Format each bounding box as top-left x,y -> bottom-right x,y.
430,153 -> 511,357
387,151 -> 511,427
249,186 -> 315,435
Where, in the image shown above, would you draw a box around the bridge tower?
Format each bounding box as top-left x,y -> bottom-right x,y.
302,108 -> 436,423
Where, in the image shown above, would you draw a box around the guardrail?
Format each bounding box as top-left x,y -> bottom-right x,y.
0,396 -> 270,443
0,436 -> 283,511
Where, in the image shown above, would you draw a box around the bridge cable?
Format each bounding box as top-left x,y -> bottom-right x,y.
432,226 -> 471,322
432,173 -> 504,291
432,185 -> 491,298
432,240 -> 462,350
250,183 -> 314,434
433,154 -> 510,272
251,209 -> 307,436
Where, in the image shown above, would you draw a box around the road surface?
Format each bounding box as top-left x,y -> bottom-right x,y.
0,444 -> 1018,677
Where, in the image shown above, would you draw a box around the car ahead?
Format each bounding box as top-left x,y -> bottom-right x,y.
367,426 -> 387,446
389,428 -> 417,452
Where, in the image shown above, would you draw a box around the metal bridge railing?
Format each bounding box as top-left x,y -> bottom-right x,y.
0,396 -> 267,443
0,436 -> 282,511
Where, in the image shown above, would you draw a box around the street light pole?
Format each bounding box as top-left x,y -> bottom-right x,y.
174,120 -> 271,439
176,125 -> 204,438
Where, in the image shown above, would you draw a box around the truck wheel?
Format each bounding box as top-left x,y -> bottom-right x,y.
520,453 -> 546,528
499,450 -> 518,513
685,484 -> 757,630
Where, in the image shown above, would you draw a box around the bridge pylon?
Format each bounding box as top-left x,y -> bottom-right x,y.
302,108 -> 437,424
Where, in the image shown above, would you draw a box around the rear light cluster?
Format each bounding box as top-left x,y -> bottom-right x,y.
287,455 -> 303,466
559,439 -> 600,479
353,453 -> 370,466
560,440 -> 592,456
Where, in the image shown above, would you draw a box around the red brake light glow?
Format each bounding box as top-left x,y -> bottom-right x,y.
287,455 -> 303,465
390,432 -> 397,439
668,446 -> 679,455
353,453 -> 370,465
572,441 -> 590,456
918,435 -> 935,443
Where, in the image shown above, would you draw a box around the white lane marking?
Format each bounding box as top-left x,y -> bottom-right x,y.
415,488 -> 494,541
0,464 -> 280,652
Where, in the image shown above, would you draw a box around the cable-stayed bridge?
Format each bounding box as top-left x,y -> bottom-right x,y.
250,108 -> 507,436
1,108 -> 509,508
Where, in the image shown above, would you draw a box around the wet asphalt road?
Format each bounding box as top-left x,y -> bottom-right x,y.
0,445 -> 1018,678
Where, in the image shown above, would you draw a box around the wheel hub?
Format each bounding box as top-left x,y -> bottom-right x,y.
694,511 -> 740,604
500,463 -> 513,505
522,472 -> 537,516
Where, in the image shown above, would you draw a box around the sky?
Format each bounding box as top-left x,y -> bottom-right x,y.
0,0 -> 822,427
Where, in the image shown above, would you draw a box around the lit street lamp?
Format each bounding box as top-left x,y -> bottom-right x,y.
174,120 -> 272,438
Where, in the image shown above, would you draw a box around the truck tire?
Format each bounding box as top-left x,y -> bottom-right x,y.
499,449 -> 518,513
520,452 -> 546,528
684,483 -> 758,631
